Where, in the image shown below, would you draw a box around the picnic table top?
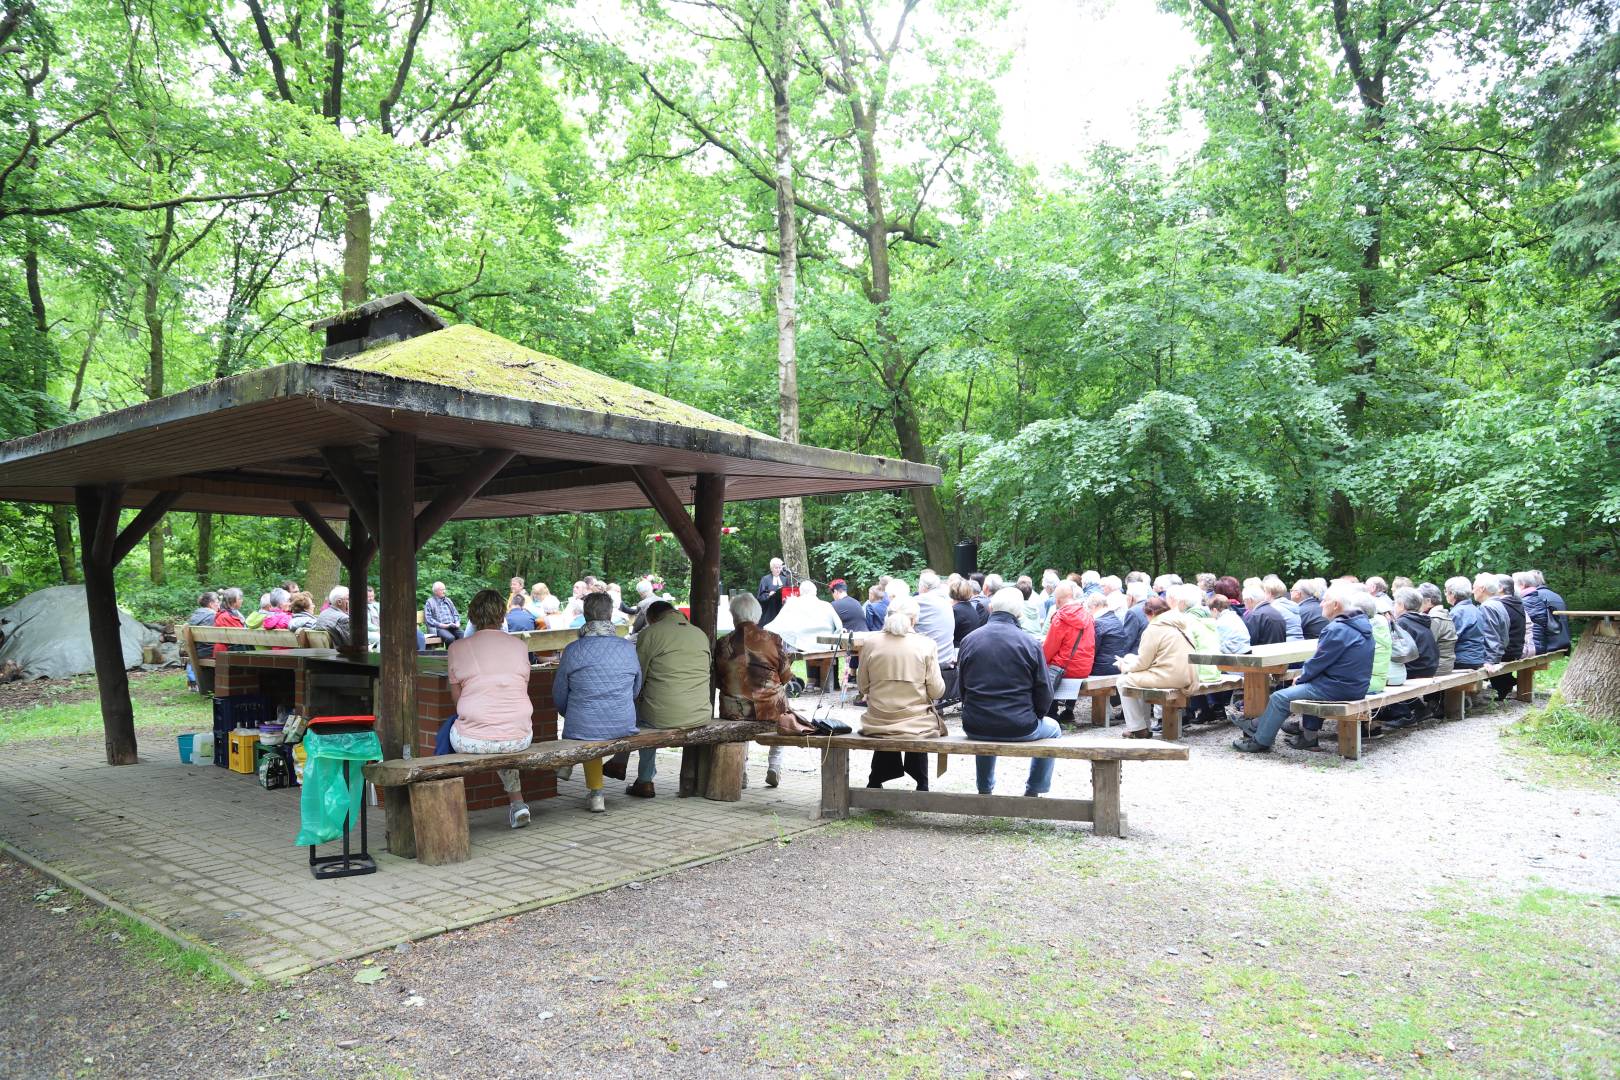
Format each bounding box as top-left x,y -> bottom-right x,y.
1188,639 -> 1318,668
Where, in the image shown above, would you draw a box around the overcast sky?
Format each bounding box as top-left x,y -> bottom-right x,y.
991,0 -> 1204,174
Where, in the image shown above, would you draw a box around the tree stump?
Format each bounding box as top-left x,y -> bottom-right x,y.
1558,616 -> 1620,721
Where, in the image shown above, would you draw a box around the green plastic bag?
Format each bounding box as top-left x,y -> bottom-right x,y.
295,729 -> 382,846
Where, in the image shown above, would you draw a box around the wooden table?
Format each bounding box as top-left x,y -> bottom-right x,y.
1187,640 -> 1318,718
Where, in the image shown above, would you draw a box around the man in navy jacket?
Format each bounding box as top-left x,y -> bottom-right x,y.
1233,584 -> 1374,753
1516,571 -> 1571,654
958,589 -> 1060,796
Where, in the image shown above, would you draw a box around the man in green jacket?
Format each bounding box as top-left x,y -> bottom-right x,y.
627,601 -> 714,797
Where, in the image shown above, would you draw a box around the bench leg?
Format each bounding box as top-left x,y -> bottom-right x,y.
678,745 -> 706,798
1090,760 -> 1123,837
408,778 -> 468,865
1516,669 -> 1535,703
1336,714 -> 1365,760
1087,690 -> 1111,727
703,742 -> 747,802
819,747 -> 850,820
1444,686 -> 1466,720
383,788 -> 417,859
1242,671 -> 1269,718
1161,704 -> 1183,742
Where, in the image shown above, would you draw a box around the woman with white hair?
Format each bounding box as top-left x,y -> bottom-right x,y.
713,592 -> 812,788
858,596 -> 946,790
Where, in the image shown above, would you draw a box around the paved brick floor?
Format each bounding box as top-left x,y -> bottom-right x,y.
0,734 -> 828,980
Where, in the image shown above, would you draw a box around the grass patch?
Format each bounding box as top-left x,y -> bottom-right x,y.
1508,698 -> 1620,760
82,908 -> 245,988
0,673 -> 208,746
750,883 -> 1620,1079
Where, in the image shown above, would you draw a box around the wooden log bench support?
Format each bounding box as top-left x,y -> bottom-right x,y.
1289,651 -> 1566,760
1052,674 -> 1122,726
363,720 -> 771,863
1117,674 -> 1244,741
756,732 -> 1188,838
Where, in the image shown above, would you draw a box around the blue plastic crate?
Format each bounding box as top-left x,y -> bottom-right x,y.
211,694 -> 273,766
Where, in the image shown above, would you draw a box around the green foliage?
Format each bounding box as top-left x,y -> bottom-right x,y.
810,493 -> 925,589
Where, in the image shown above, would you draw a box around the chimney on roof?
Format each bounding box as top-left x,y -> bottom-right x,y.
309,292 -> 448,361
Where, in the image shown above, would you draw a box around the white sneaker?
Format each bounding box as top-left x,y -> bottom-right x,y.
509,803 -> 531,829
587,790 -> 606,813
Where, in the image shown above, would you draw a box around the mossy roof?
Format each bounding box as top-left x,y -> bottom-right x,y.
331,323 -> 768,439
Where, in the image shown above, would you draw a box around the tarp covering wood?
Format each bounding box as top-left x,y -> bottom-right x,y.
0,585 -> 159,680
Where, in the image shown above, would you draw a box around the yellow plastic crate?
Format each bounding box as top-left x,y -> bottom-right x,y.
227,729 -> 260,774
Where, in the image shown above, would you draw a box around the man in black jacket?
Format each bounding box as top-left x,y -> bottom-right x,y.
1491,573 -> 1529,701
1387,587 -> 1440,726
1084,592 -> 1128,675
958,589 -> 1060,797
1292,579 -> 1328,639
1516,571 -> 1571,654
1243,585 -> 1288,647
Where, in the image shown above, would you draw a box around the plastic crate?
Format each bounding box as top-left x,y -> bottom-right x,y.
227,729 -> 260,773
212,695 -> 272,767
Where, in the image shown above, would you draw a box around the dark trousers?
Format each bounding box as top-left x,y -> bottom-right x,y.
432,624 -> 463,644
869,751 -> 929,789
938,664 -> 960,705
1489,672 -> 1517,700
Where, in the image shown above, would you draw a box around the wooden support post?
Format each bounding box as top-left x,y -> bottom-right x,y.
686,472 -> 732,798
377,432 -> 419,858
1443,685 -> 1466,720
409,778 -> 470,865
1242,671 -> 1270,718
820,747 -> 851,820
320,445 -> 380,540
1090,760 -> 1123,837
1161,702 -> 1183,742
414,449 -> 515,549
75,484 -> 139,766
1087,690 -> 1111,727
345,507 -> 374,658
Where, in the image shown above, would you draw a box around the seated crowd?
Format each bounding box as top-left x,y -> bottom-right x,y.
187,561 -> 1572,823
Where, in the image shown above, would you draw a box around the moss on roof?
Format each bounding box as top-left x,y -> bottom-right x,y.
330,323 -> 768,438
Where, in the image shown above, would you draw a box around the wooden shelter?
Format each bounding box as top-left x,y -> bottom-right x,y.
0,295 -> 937,849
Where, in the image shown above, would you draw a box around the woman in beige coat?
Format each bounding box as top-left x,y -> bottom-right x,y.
858,596 -> 946,789
1117,594 -> 1199,738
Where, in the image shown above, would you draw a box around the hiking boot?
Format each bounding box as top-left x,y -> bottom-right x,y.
1231,737 -> 1271,754
602,754 -> 629,781
1233,715 -> 1258,739
765,767 -> 780,788
586,789 -> 606,813
1281,719 -> 1303,736
1122,728 -> 1153,740
1285,732 -> 1321,751
626,781 -> 655,799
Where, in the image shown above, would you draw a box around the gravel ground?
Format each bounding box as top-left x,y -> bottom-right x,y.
3,698 -> 1617,1079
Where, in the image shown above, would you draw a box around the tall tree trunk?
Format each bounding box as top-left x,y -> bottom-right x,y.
306,518 -> 345,602
22,226 -> 78,584
197,512 -> 213,582
143,215 -> 171,584
1560,619 -> 1620,721
853,118 -> 952,571
343,193 -> 370,306
771,0 -> 809,579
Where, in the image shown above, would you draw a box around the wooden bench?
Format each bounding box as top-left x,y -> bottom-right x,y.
1117,673 -> 1245,740
177,625 -> 334,689
1052,674 -> 1122,726
756,732 -> 1188,837
1290,650 -> 1566,759
363,720 -> 771,864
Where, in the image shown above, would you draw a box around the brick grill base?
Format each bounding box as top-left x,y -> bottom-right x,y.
217,653 -> 559,810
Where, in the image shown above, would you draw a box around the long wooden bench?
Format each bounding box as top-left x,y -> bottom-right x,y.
756,731 -> 1187,837
177,625 -> 333,689
363,720 -> 771,864
1052,674 -> 1122,726
1117,673 -> 1245,741
1290,650 -> 1566,760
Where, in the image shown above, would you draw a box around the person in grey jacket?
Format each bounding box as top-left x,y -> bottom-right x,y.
1418,583 -> 1457,675
423,582 -> 462,643
1472,573 -> 1508,664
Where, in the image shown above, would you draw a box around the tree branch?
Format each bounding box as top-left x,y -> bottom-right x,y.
243,0 -> 297,104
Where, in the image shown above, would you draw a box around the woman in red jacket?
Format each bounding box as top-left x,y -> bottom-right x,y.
1042,580 -> 1096,723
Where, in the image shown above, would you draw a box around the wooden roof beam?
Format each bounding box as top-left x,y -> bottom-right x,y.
630,465 -> 703,564
414,448 -> 516,550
